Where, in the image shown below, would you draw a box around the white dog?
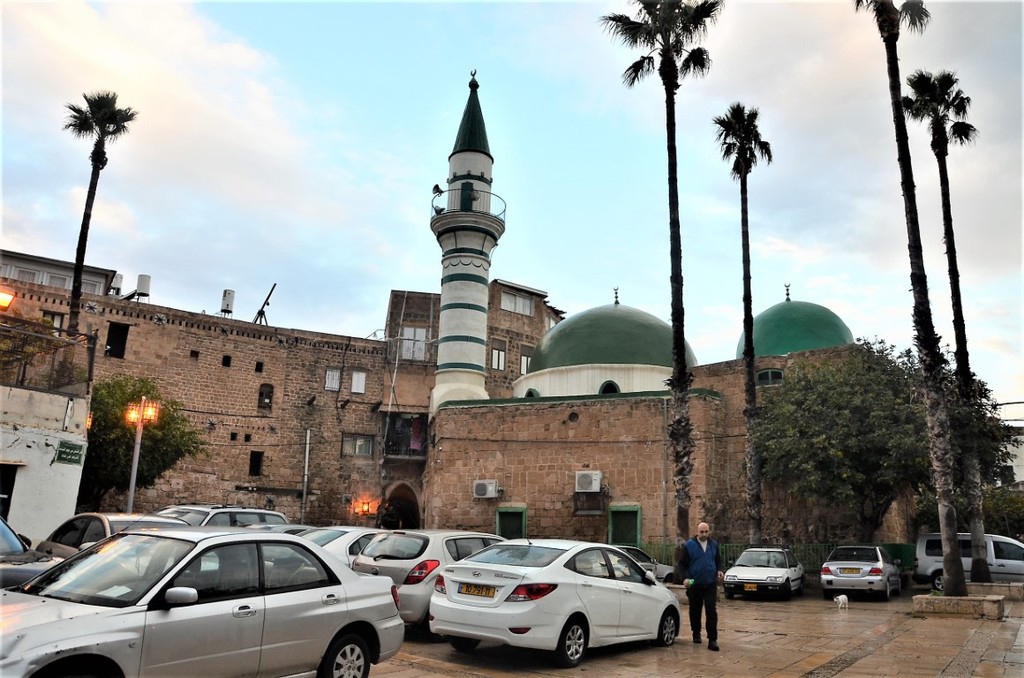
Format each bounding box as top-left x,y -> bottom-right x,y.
835,594 -> 849,610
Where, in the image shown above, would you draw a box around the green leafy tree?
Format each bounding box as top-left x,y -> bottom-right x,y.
916,486 -> 1024,542
601,0 -> 722,575
79,375 -> 205,510
853,0 -> 967,596
754,340 -> 931,542
713,102 -> 773,544
63,92 -> 138,336
903,69 -> 989,581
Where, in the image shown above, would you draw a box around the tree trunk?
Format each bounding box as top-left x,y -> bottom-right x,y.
67,138 -> 105,336
739,172 -> 761,545
881,32 -> 966,597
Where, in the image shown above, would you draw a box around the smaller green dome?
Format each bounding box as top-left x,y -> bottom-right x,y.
529,303 -> 697,372
736,298 -> 853,358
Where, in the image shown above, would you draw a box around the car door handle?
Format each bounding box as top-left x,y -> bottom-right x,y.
322,593 -> 341,605
581,582 -> 593,588
232,605 -> 257,618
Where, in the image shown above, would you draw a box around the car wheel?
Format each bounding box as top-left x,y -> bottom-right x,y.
795,577 -> 805,597
318,632 -> 370,678
881,578 -> 892,601
553,616 -> 588,668
724,590 -> 734,599
781,579 -> 792,601
652,608 -> 678,647
931,571 -> 944,592
449,637 -> 480,653
663,572 -> 674,584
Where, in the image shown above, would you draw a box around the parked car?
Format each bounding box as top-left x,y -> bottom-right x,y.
156,503 -> 288,527
821,545 -> 901,600
912,532 -> 1024,591
429,539 -> 680,668
244,523 -> 315,535
618,545 -> 675,583
723,547 -> 804,599
35,512 -> 186,559
299,526 -> 386,566
0,526 -> 404,678
351,529 -> 504,625
0,516 -> 62,587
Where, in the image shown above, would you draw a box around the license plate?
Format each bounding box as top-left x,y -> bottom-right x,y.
839,567 -> 860,575
458,583 -> 496,597
744,583 -> 758,591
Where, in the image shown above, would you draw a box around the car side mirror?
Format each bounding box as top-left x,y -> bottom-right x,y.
165,587 -> 199,606
643,570 -> 657,585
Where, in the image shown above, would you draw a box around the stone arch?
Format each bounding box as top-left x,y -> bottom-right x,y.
382,482 -> 421,529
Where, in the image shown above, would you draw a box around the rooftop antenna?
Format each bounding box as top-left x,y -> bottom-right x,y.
253,283 -> 276,325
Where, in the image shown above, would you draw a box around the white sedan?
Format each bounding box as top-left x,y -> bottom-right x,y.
299,526 -> 386,566
0,526 -> 404,678
428,539 -> 680,668
723,546 -> 805,599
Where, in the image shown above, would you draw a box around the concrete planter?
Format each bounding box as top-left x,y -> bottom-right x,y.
965,582 -> 1024,601
912,594 -> 1005,620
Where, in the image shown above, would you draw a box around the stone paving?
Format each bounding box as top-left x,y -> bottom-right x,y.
373,587 -> 1024,677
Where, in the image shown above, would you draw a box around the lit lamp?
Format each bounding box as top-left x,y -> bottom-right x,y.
0,288 -> 14,312
361,501 -> 371,514
125,396 -> 159,513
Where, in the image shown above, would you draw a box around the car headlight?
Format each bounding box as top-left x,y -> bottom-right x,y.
724,574 -> 737,581
766,576 -> 783,583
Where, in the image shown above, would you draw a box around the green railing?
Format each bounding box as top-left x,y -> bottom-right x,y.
639,541 -> 914,575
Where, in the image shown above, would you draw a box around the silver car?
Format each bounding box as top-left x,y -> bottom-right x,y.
299,526 -> 387,566
35,512 -> 187,559
0,527 -> 404,678
821,544 -> 902,601
350,529 -> 503,625
619,545 -> 676,583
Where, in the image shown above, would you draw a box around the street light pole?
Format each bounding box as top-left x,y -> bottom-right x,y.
125,396 -> 158,513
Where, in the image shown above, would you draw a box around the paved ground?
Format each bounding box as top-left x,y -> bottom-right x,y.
373,586 -> 1024,677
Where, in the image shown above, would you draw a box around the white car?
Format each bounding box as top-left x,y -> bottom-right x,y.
429,539 -> 680,668
0,526 -> 404,678
351,529 -> 504,626
619,545 -> 676,582
723,547 -> 805,599
299,526 -> 387,566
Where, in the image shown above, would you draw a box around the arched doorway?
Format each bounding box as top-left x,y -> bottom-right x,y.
381,483 -> 420,529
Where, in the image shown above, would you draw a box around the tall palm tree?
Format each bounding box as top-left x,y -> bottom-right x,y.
63,91 -> 138,336
903,70 -> 988,582
854,0 -> 967,596
601,0 -> 722,571
713,102 -> 772,545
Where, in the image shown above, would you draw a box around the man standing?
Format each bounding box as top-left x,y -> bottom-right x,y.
681,522 -> 725,651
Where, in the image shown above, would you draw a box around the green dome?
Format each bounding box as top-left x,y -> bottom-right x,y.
529,303 -> 697,373
736,298 -> 853,358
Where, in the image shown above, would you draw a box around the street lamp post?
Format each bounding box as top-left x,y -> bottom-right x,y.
125,396 -> 159,513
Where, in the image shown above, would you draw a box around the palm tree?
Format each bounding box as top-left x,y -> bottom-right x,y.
63,91 -> 138,336
601,0 -> 722,573
713,103 -> 772,545
854,0 -> 967,596
903,70 -> 988,582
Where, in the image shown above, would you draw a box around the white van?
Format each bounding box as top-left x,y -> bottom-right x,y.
913,532 -> 1024,591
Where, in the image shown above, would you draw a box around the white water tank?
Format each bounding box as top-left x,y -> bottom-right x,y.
221,289 -> 235,314
110,273 -> 123,295
136,274 -> 151,298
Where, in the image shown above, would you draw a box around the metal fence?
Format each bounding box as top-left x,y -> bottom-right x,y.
0,318 -> 95,396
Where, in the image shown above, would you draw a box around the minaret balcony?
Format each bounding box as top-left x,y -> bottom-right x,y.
430,189 -> 506,241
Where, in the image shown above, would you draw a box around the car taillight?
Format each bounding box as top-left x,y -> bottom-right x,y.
505,583 -> 557,602
404,560 -> 440,585
434,574 -> 446,594
821,566 -> 832,575
868,567 -> 883,576
390,585 -> 400,610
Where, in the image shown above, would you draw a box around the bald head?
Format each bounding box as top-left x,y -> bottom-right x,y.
697,522 -> 710,543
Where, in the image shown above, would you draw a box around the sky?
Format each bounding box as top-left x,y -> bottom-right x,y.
2,0 -> 1021,420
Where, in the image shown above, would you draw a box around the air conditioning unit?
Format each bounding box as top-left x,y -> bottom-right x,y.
575,470 -> 603,493
472,479 -> 499,499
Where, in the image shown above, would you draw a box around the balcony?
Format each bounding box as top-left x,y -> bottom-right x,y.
430,188 -> 506,224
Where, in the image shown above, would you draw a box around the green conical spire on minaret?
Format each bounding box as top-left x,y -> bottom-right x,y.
450,70 -> 492,160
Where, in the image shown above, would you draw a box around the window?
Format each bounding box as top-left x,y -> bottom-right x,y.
525,389 -> 539,398
248,451 -> 264,477
599,381 -> 620,395
171,543 -> 259,602
520,345 -> 533,375
42,311 -> 65,333
325,368 -> 341,392
258,384 -> 273,411
400,326 -> 428,361
572,549 -> 611,578
351,369 -> 366,394
222,355 -> 232,367
262,542 -> 330,592
189,350 -> 200,360
244,434 -> 252,443
500,291 -> 533,316
994,540 -> 1024,561
255,361 -> 264,373
230,432 -> 238,441
446,537 -> 502,561
15,269 -> 37,283
47,274 -> 68,289
105,322 -> 130,359
608,506 -> 641,546
490,340 -> 506,371
756,369 -> 784,386
81,281 -> 99,294
343,435 -> 374,457
497,507 -> 526,540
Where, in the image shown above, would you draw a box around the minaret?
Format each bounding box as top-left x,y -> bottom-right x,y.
429,71 -> 506,415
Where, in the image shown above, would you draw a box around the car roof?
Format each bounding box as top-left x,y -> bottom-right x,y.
119,525 -> 309,543
385,529 -> 501,538
159,504 -> 281,512
500,538 -> 618,550
742,547 -> 789,552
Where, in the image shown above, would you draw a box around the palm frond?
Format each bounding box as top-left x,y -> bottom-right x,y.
899,0 -> 930,33
948,121 -> 978,146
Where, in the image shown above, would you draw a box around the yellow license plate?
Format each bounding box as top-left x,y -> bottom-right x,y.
458,583 -> 496,597
839,568 -> 860,575
743,584 -> 758,591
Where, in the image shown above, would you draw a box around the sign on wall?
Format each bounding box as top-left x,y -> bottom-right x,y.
54,441 -> 84,466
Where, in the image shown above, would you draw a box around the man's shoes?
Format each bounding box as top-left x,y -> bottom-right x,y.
708,640 -> 720,651
692,634 -> 701,644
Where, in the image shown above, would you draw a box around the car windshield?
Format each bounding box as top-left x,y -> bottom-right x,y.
466,544 -> 564,567
829,547 -> 877,563
735,550 -> 787,568
303,528 -> 348,546
362,533 -> 427,560
109,518 -> 180,533
18,533 -> 193,608
0,519 -> 27,556
157,508 -> 208,526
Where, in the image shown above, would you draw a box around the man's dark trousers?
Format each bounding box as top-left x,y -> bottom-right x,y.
687,584 -> 718,640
